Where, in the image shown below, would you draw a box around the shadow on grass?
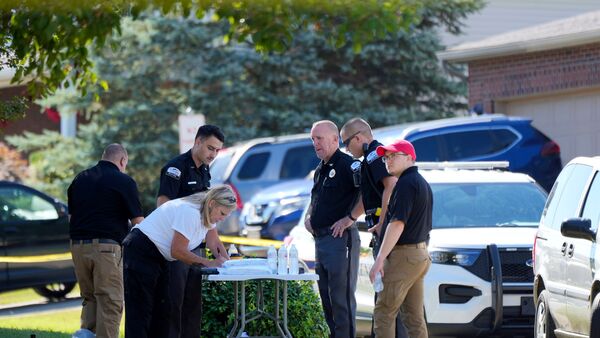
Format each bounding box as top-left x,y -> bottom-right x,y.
0,327 -> 70,338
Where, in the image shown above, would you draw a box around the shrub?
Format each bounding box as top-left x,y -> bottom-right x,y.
202,280 -> 328,337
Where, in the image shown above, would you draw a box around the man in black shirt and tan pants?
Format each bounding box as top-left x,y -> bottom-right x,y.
68,144 -> 144,338
369,139 -> 433,338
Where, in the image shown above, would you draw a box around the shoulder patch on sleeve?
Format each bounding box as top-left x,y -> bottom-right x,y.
166,167 -> 182,180
366,150 -> 379,164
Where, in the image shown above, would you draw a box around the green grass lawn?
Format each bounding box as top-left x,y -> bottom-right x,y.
0,286 -> 127,338
0,308 -> 125,338
0,286 -> 80,306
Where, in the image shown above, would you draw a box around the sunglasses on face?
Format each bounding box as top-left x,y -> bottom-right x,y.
342,132 -> 360,148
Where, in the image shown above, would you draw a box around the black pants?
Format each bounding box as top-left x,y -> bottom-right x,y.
315,227 -> 360,338
123,229 -> 170,338
167,257 -> 204,338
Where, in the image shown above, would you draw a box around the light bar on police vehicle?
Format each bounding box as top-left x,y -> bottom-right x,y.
416,161 -> 510,170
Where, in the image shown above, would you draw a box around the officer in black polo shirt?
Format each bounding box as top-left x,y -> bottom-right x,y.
369,139 -> 433,338
157,124 -> 228,338
340,118 -> 407,338
68,143 -> 144,338
305,120 -> 360,338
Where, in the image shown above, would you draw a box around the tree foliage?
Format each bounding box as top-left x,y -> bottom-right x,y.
0,142 -> 29,181
0,0 -> 482,122
7,1 -> 480,211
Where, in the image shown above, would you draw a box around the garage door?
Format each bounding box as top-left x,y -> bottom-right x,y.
503,89 -> 600,165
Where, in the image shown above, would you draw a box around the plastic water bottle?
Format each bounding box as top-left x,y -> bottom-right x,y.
289,244 -> 299,275
373,272 -> 384,292
278,245 -> 288,275
267,245 -> 277,274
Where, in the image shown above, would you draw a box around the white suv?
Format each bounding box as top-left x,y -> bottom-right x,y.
288,162 -> 547,337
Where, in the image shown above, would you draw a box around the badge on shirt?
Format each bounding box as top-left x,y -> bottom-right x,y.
329,169 -> 336,178
166,167 -> 182,180
366,150 -> 379,164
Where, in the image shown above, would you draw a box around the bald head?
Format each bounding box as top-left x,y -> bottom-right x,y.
310,120 -> 340,162
312,120 -> 338,136
102,144 -> 128,172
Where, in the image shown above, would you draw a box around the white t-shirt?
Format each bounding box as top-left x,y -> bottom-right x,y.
134,198 -> 215,261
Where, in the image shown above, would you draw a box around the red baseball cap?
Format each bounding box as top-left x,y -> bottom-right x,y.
376,139 -> 416,161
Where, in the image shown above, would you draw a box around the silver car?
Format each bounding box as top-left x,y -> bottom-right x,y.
210,134 -> 319,235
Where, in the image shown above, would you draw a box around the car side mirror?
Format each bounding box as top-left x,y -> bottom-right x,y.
561,218 -> 595,242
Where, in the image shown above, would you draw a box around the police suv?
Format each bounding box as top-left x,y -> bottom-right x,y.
288,162 -> 547,337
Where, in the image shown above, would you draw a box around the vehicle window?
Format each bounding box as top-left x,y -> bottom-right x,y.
412,136 -> 442,161
280,146 -> 320,179
237,152 -> 270,180
549,164 -> 593,230
443,130 -> 497,160
582,172 -> 600,231
431,183 -> 546,229
490,129 -> 518,149
210,150 -> 234,181
0,187 -> 58,222
541,164 -> 574,226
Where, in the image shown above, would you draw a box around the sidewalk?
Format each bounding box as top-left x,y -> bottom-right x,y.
0,296 -> 81,317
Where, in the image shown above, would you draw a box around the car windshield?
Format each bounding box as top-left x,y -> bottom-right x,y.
431,182 -> 546,229
209,149 -> 234,181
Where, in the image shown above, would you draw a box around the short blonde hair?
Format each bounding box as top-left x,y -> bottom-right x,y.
182,185 -> 237,228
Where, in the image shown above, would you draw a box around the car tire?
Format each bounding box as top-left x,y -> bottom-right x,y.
591,293 -> 600,337
535,290 -> 557,338
33,282 -> 76,300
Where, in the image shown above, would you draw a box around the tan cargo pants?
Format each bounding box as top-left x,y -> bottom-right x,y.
373,242 -> 431,338
71,240 -> 123,338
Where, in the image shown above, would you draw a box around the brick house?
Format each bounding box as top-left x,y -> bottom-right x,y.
0,69 -> 61,141
440,11 -> 600,164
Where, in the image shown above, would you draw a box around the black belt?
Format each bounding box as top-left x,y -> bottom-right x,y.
312,227 -> 332,237
313,226 -> 356,238
71,238 -> 120,245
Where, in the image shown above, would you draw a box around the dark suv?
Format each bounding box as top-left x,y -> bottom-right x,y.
375,114 -> 562,192
533,156 -> 600,337
0,181 -> 76,300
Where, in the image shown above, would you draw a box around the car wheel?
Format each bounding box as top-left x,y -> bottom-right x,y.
591,293 -> 600,337
33,282 -> 76,300
535,290 -> 557,338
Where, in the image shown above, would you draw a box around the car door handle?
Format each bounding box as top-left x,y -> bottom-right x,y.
567,244 -> 575,258
561,242 -> 567,256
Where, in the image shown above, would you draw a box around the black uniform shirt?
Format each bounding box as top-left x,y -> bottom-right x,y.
360,140 -> 391,212
158,150 -> 211,199
309,149 -> 359,229
383,166 -> 433,245
68,160 -> 143,243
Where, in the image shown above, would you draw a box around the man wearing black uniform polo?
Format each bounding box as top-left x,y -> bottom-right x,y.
306,120 -> 360,338
157,124 -> 228,338
68,143 -> 144,338
369,139 -> 433,338
340,118 -> 406,338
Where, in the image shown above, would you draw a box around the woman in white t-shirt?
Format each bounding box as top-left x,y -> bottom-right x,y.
122,185 -> 237,338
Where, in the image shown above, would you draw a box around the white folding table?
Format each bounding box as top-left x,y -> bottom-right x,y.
207,273 -> 319,338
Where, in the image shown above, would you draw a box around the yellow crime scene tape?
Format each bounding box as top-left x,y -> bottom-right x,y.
0,236 -> 282,263
0,252 -> 72,263
219,235 -> 283,248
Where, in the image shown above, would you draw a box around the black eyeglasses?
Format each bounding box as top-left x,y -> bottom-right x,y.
342,132 -> 360,148
381,153 -> 410,163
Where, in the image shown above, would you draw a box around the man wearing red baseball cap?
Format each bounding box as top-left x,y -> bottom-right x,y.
369,139 -> 433,338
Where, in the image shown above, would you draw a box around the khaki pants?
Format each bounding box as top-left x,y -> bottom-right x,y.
374,243 -> 431,338
71,240 -> 123,338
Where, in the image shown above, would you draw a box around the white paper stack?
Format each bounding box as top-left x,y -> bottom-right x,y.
218,258 -> 273,275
